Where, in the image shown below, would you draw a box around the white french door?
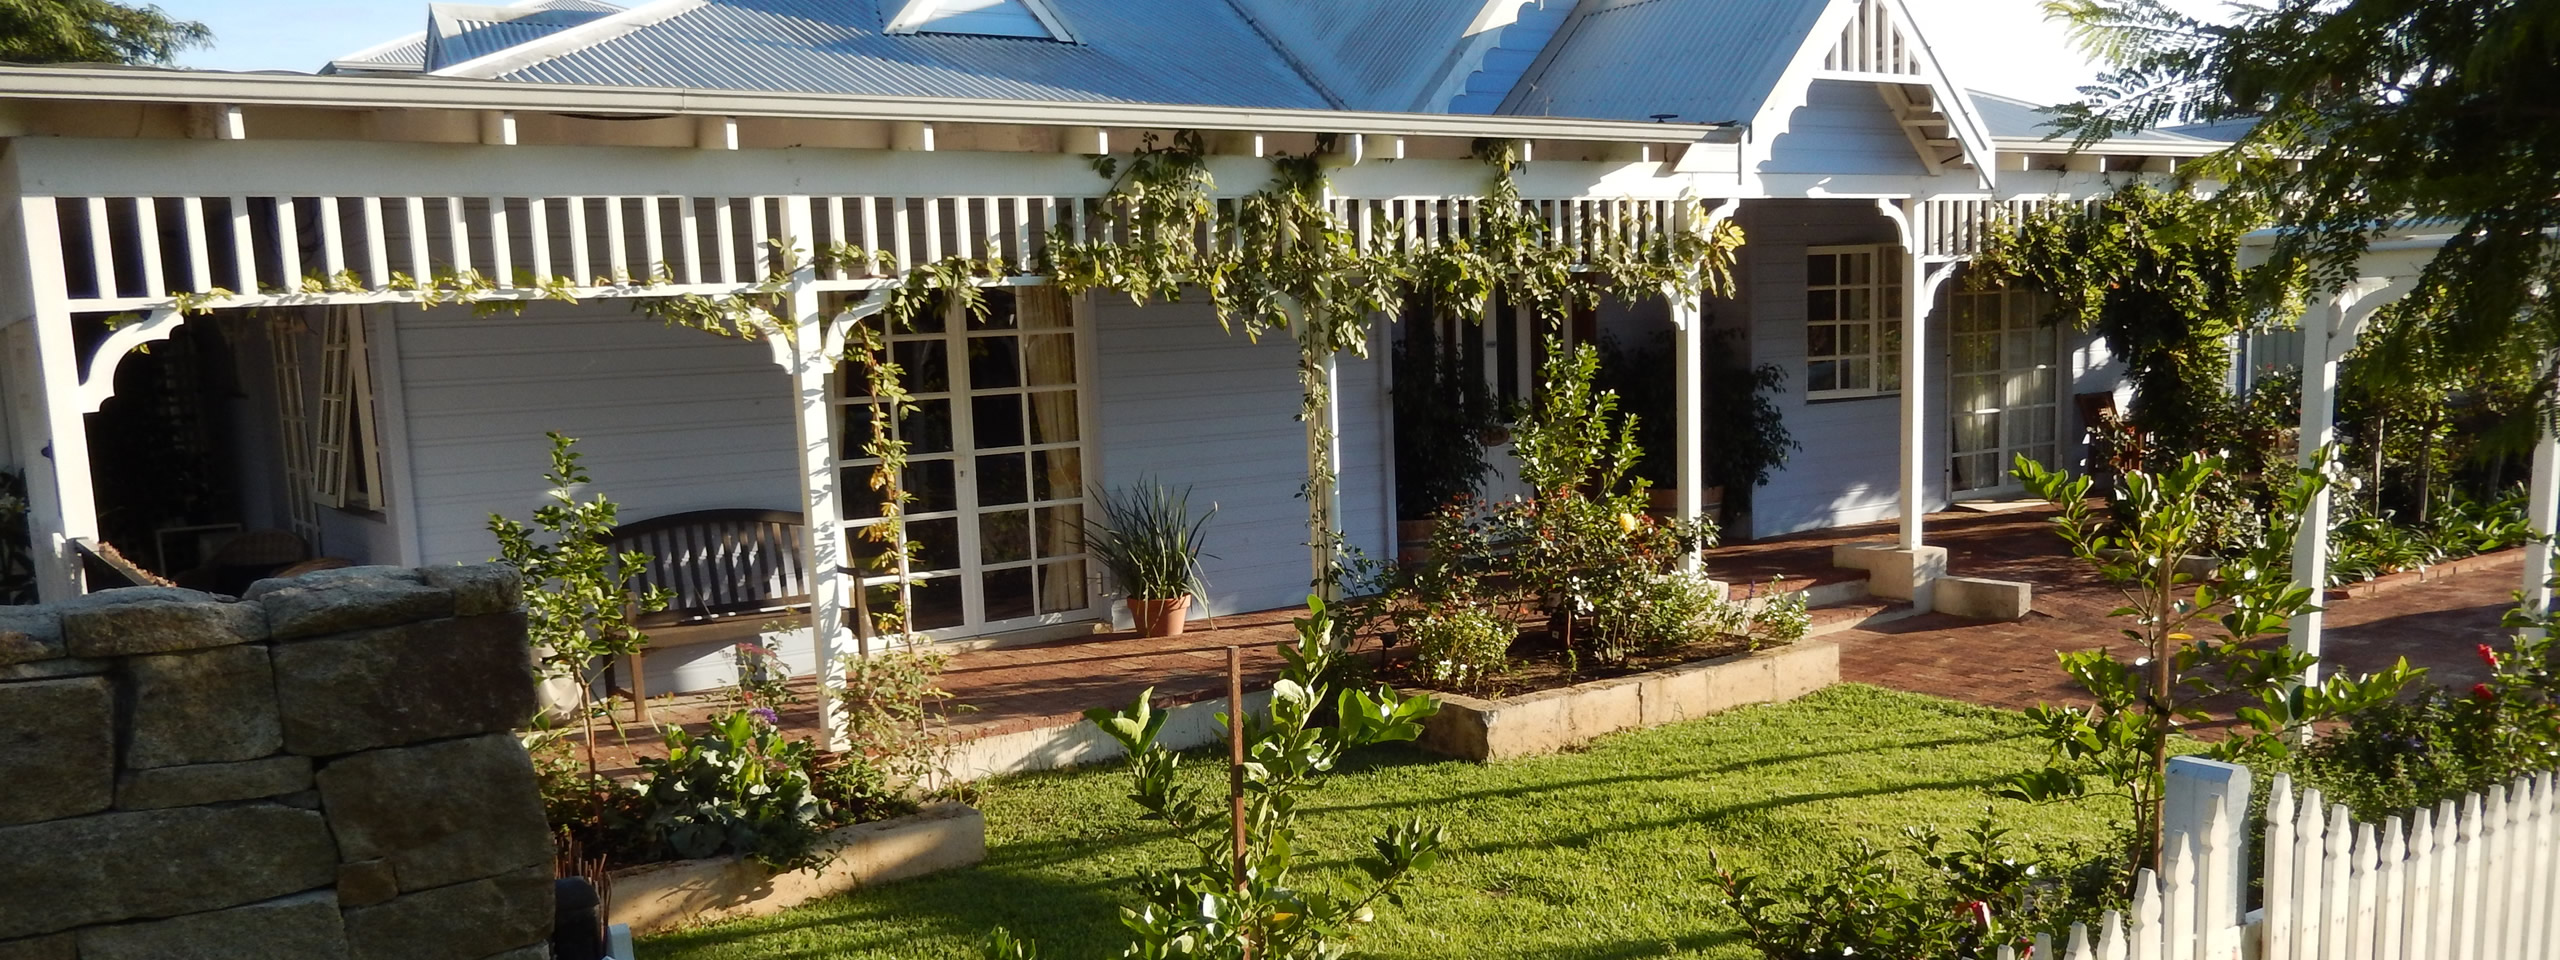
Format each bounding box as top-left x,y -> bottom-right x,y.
836,286 -> 1098,639
1948,283 -> 2061,497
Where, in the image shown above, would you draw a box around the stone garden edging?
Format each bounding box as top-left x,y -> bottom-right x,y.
606,802 -> 986,934
1411,639 -> 1841,762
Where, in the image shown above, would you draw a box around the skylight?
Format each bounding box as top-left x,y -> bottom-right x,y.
883,0 -> 1076,41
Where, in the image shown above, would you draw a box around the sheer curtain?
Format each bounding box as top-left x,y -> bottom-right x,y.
1019,286 -> 1087,613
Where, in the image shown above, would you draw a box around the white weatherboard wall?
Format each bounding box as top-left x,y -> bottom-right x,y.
1089,296 -> 1388,621
394,300 -> 800,567
1733,199 -> 1950,538
1760,80 -> 1932,177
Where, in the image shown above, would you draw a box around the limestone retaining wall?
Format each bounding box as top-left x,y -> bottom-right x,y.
0,566 -> 554,960
1414,640 -> 1841,762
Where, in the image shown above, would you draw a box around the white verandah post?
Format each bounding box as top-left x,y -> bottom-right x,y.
1897,227 -> 1931,552
777,195 -> 852,752
1301,303 -> 1345,603
2289,295 -> 2345,688
1668,280 -> 1705,573
2521,399 -> 2560,632
2,192 -> 96,601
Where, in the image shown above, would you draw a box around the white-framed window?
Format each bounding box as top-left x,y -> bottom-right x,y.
1805,245 -> 1906,400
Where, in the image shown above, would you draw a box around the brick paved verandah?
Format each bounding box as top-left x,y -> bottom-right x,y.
571,506 -> 2529,774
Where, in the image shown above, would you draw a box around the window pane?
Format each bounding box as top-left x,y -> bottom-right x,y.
1037,559 -> 1088,613
1808,254 -> 1838,286
893,340 -> 949,393
1807,289 -> 1837,322
1808,323 -> 1837,358
981,509 -> 1031,564
1848,253 -> 1872,284
983,567 -> 1035,622
840,402 -> 883,454
1808,360 -> 1837,393
973,394 -> 1026,449
1029,390 -> 1080,444
1845,289 -> 1870,322
1022,288 -> 1073,329
1842,358 -> 1871,390
1880,254 -> 1901,284
908,517 -> 961,571
968,336 -> 1022,389
1880,284 -> 1903,319
1033,448 -> 1083,501
977,453 -> 1029,506
1844,323 -> 1870,355
903,296 -> 947,334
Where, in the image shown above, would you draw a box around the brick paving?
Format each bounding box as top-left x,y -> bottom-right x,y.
569,506 -> 2531,774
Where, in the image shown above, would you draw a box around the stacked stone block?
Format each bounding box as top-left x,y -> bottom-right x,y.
0,565 -> 553,960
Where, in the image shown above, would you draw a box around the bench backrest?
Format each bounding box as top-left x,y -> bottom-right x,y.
607,509 -> 811,627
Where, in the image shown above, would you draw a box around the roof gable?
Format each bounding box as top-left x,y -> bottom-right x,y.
426,1 -> 621,71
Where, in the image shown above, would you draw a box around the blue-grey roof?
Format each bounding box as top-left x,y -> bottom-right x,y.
1221,0 -> 1566,113
326,0 -> 620,74
1499,0 -> 1832,123
493,0 -> 1334,110
429,2 -> 621,71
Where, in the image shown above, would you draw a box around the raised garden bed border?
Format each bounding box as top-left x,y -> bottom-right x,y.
609,801 -> 986,934
1412,639 -> 1840,762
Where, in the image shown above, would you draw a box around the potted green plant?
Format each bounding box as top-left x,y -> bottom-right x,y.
1083,482 -> 1215,637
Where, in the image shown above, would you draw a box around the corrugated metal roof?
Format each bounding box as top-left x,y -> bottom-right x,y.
494,0 -> 1332,109
1500,0 -> 1831,124
1222,0 -> 1485,111
328,0 -> 620,74
428,2 -> 622,70
1972,90 -> 2223,145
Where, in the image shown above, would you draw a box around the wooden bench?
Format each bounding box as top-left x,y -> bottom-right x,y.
608,509 -> 812,722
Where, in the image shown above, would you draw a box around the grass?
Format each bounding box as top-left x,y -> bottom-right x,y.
639,684 -> 2126,960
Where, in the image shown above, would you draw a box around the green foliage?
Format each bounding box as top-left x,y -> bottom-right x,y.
725,634 -> 796,711
1746,580 -> 1812,649
832,646 -> 962,805
1597,329 -> 1798,503
1390,332 -> 1501,519
1403,603 -> 1515,693
2009,452 -> 2420,877
1082,482 -> 1216,602
1497,338 -> 1719,665
487,433 -> 671,746
2046,0 -> 2560,371
991,598 -> 1445,960
0,0 -> 207,65
1974,183 -> 2264,464
633,710 -> 833,872
1710,815 -> 2121,960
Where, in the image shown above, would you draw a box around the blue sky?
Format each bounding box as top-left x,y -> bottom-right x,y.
156,0 -> 2127,104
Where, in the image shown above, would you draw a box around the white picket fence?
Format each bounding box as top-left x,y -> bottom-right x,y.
1980,758 -> 2560,960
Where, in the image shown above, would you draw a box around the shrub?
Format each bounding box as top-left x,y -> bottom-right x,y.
1082,481 -> 1215,602
1710,816 -> 2121,960
2297,633 -> 2560,821
631,709 -> 832,872
1748,582 -> 1811,648
1587,567 -> 1726,657
1406,604 -> 1515,691
834,646 -> 962,804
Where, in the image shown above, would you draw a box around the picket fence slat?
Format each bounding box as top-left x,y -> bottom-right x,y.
1960,764 -> 2560,960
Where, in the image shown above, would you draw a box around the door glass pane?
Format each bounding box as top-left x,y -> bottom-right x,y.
906,459 -> 957,513
894,340 -> 949,393
902,400 -> 955,455
983,567 -> 1035,621
973,394 -> 1026,449
1808,290 -> 1837,323
981,509 -> 1032,564
909,576 -> 964,630
977,453 -> 1029,506
1024,333 -> 1076,384
969,336 -> 1022,389
969,289 -> 1019,331
1033,448 -> 1083,501
1808,323 -> 1837,357
1038,559 -> 1087,613
1030,392 -> 1079,444
1036,504 -> 1083,558
909,517 -> 961,571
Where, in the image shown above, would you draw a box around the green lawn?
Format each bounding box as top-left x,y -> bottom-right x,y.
639,684 -> 2124,960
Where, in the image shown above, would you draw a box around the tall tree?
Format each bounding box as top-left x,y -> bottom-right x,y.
2044,0 -> 2560,392
0,0 -> 207,65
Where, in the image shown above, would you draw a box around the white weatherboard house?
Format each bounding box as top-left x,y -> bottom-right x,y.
0,0 -> 2226,735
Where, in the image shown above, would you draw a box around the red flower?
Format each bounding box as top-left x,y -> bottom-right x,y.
2479,644 -> 2502,669
2475,683 -> 2498,701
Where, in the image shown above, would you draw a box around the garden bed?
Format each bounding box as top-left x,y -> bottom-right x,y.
608,801 -> 986,934
1409,639 -> 1839,761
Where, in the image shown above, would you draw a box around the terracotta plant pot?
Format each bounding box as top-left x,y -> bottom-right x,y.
1129,596 -> 1193,638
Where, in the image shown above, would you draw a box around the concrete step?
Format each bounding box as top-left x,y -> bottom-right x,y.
1805,596 -> 1919,638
